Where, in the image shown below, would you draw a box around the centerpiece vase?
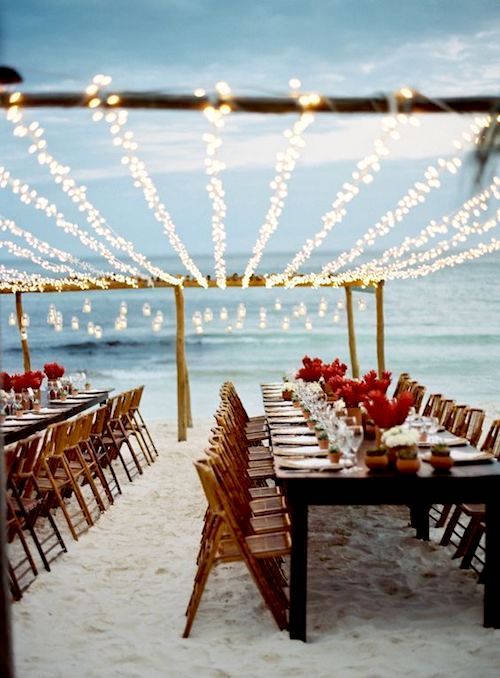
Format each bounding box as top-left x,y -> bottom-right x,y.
395,445 -> 421,474
347,407 -> 362,426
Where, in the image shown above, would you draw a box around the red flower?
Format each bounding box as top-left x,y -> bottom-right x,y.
362,369 -> 392,395
296,355 -> 348,382
0,372 -> 12,391
10,373 -> 28,393
44,362 -> 65,379
363,391 -> 414,428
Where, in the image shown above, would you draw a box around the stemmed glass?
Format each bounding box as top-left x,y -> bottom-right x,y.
348,425 -> 364,470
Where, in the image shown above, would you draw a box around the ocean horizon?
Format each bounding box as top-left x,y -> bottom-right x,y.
1,251 -> 499,421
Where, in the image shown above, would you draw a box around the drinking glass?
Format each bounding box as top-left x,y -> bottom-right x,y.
348,425 -> 364,470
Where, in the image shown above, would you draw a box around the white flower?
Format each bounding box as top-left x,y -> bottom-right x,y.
334,398 -> 346,412
382,425 -> 418,448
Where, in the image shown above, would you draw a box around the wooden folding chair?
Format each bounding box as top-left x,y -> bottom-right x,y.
422,393 -> 442,418
127,385 -> 159,458
183,458 -> 289,638
89,405 -> 122,499
439,419 -> 499,568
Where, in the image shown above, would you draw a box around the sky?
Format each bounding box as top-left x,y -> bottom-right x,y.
0,0 -> 499,276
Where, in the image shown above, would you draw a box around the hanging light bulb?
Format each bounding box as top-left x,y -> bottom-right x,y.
333,312 -> 340,323
94,325 -> 103,340
115,317 -> 123,330
20,329 -> 28,341
142,302 -> 151,317
220,306 -> 228,321
237,303 -> 246,319
55,312 -> 63,328
305,317 -> 313,331
47,304 -> 56,325
203,307 -> 213,323
54,321 -> 63,333
293,305 -> 300,318
318,309 -> 326,318
71,316 -> 79,330
119,301 -> 128,316
281,316 -> 290,331
155,310 -> 164,323
299,302 -> 307,316
274,298 -> 282,311
259,306 -> 267,321
8,312 -> 16,326
235,319 -> 243,330
87,321 -> 95,335
119,316 -> 127,329
82,298 -> 92,313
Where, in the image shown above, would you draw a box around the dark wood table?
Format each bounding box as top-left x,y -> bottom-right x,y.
262,385 -> 500,641
0,391 -> 110,446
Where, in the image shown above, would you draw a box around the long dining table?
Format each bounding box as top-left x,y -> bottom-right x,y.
261,383 -> 500,642
0,390 -> 111,446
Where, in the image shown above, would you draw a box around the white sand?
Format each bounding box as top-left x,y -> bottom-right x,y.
12,420 -> 500,678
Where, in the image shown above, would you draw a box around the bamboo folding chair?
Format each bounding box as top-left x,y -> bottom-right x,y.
183,457 -> 290,638
89,405 -> 122,499
118,389 -> 156,465
439,420 -> 500,571
101,394 -> 145,481
127,385 -> 159,458
437,398 -> 456,426
456,407 -> 485,447
34,421 -> 96,540
422,393 -> 443,418
409,383 -> 426,413
443,404 -> 468,434
7,437 -> 67,575
5,446 -> 41,599
392,372 -> 411,398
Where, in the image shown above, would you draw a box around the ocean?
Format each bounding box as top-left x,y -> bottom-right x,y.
1,251 -> 499,420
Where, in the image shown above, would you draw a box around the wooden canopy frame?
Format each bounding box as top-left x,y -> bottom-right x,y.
1,275 -> 384,441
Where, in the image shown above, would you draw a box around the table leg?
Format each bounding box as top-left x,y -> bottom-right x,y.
484,499 -> 500,628
410,503 -> 430,541
289,498 -> 308,641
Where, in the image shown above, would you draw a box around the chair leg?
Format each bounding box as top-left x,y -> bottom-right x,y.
440,505 -> 462,546
460,521 -> 484,570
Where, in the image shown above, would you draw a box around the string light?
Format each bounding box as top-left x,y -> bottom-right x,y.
5,102 -> 181,286
314,115 -> 492,281
203,101 -> 230,288
0,165 -> 139,286
86,74 -> 207,288
242,111 -> 315,288
268,111 -> 411,286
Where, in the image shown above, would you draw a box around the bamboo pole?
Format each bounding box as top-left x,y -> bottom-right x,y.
15,291 -> 31,372
375,281 -> 386,377
174,286 -> 188,441
0,91 -> 495,115
345,286 -> 360,378
184,363 -> 193,429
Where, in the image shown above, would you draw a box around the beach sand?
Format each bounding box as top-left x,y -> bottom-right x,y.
11,419 -> 500,678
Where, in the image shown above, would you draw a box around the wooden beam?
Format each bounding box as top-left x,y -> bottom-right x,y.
375,281 -> 386,377
0,91 -> 496,114
174,286 -> 188,442
15,291 -> 31,372
345,286 -> 360,379
0,275 -> 375,294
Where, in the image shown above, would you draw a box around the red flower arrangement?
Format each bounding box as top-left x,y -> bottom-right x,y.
10,373 -> 29,393
363,390 -> 415,429
24,370 -> 45,389
0,372 -> 12,391
44,362 -> 65,380
296,356 -> 348,382
325,370 -> 392,407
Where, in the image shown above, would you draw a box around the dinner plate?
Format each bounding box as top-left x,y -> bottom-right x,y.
269,426 -> 312,435
273,447 -> 327,457
1,420 -> 27,427
267,418 -> 306,425
422,450 -> 495,464
417,436 -> 468,448
277,458 -> 344,471
272,435 -> 319,445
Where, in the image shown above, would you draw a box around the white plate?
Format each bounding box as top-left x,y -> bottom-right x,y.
417,435 -> 468,448
422,450 -> 495,464
272,435 -> 319,446
270,426 -> 312,435
277,458 -> 345,471
273,447 -> 327,457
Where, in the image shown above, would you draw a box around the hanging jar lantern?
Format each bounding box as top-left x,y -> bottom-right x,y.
21,312 -> 30,327
82,298 -> 92,313
220,306 -> 228,321
203,307 -> 213,323
142,303 -> 152,317
71,316 -> 79,331
94,325 -> 103,340
274,298 -> 282,311
87,321 -> 95,335
120,301 -> 128,316
8,312 -> 16,326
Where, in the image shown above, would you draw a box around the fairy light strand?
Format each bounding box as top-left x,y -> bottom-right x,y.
87,74 -> 207,288
5,100 -> 181,286
203,102 -> 231,288
268,112 -> 413,287
241,111 -> 315,288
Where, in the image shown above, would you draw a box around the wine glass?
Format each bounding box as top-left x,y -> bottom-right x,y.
348,425 -> 364,470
